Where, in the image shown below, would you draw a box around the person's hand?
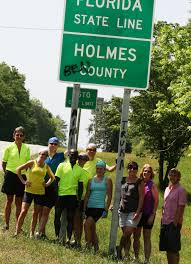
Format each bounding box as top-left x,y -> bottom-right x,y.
102,210 -> 108,218
133,212 -> 140,220
25,180 -> 31,187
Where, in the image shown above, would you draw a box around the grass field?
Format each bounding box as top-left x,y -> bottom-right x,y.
0,152 -> 190,264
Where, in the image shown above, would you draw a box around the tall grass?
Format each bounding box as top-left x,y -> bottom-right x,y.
0,152 -> 190,263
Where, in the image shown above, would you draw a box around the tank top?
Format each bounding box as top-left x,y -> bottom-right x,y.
26,160 -> 48,195
143,180 -> 154,215
87,176 -> 107,209
119,178 -> 141,213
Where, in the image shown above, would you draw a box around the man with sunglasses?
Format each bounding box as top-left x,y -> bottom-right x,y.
84,143 -> 116,178
1,126 -> 30,231
37,137 -> 65,239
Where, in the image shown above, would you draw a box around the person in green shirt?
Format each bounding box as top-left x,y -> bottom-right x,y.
1,126 -> 30,231
55,149 -> 84,245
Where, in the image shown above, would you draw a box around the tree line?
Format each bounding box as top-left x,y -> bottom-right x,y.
89,21 -> 191,188
0,62 -> 67,146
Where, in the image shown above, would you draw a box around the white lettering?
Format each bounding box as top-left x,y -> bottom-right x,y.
74,43 -> 84,56
128,48 -> 136,61
132,0 -> 142,12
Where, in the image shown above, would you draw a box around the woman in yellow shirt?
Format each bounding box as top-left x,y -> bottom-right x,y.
14,149 -> 55,238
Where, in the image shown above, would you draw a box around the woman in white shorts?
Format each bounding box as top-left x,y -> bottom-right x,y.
117,161 -> 144,259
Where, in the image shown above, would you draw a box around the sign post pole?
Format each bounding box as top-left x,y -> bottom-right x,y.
68,83 -> 80,150
75,108 -> 81,149
108,89 -> 131,254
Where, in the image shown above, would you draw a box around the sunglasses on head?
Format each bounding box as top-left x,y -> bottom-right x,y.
128,165 -> 138,170
15,134 -> 24,137
49,143 -> 58,146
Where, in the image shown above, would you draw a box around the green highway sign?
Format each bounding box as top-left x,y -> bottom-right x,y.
65,87 -> 97,109
59,0 -> 155,89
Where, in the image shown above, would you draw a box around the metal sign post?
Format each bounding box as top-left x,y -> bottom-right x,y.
68,83 -> 80,150
109,89 -> 131,254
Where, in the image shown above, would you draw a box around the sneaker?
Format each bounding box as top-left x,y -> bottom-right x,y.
2,225 -> 9,232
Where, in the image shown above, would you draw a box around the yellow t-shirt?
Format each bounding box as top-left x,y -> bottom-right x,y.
2,142 -> 30,174
26,160 -> 54,195
55,161 -> 85,196
83,157 -> 101,178
80,168 -> 91,199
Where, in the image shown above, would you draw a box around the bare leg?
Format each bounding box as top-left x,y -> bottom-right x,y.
39,206 -> 51,235
167,251 -> 179,264
15,202 -> 30,234
30,204 -> 42,237
73,207 -> 83,245
133,227 -> 142,259
84,217 -> 94,248
118,226 -> 135,259
143,229 -> 152,262
15,196 -> 22,222
4,195 -> 14,229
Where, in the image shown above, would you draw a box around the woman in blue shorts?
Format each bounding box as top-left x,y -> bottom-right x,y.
83,160 -> 113,251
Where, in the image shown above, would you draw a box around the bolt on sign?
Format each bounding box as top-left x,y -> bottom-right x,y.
59,0 -> 155,89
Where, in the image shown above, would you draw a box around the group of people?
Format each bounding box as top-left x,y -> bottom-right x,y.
1,126 -> 187,264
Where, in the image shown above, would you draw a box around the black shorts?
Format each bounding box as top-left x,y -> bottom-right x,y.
137,213 -> 155,229
57,195 -> 77,209
85,208 -> 104,222
1,170 -> 26,197
43,185 -> 58,209
159,223 -> 181,252
23,192 -> 45,206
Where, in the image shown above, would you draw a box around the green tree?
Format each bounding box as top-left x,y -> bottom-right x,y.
89,96 -> 132,153
130,22 -> 191,189
0,62 -> 33,140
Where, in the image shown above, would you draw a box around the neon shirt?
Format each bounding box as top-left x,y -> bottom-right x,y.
83,157 -> 101,178
162,183 -> 187,225
2,142 -> 30,174
55,161 -> 85,196
26,160 -> 54,195
80,168 -> 91,199
87,176 -> 107,209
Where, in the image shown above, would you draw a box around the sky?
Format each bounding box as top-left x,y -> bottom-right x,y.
0,0 -> 190,148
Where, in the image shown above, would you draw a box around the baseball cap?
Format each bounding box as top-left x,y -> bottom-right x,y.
48,137 -> 59,144
96,160 -> 106,168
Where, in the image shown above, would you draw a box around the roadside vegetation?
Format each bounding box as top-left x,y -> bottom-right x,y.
0,151 -> 190,264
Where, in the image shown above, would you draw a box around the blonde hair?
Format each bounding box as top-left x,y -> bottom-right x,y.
140,164 -> 154,179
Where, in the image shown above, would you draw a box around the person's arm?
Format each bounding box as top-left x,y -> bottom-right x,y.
83,179 -> 91,212
2,161 -> 7,173
45,165 -> 55,187
16,160 -> 34,185
106,164 -> 116,172
134,180 -> 144,219
147,183 -> 159,224
105,177 -> 113,211
174,188 -> 187,226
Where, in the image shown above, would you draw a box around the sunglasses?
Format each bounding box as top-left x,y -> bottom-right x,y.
87,148 -> 96,152
15,134 -> 24,137
128,165 -> 138,170
39,153 -> 47,156
144,170 -> 151,173
49,143 -> 58,146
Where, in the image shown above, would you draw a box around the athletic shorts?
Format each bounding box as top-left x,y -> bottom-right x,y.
23,192 -> 45,206
85,208 -> 104,222
57,195 -> 77,210
137,213 -> 155,229
43,185 -> 58,209
1,170 -> 26,197
118,211 -> 142,228
159,222 -> 181,252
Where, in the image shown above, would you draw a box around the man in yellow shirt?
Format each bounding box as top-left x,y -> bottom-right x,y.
55,149 -> 85,245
